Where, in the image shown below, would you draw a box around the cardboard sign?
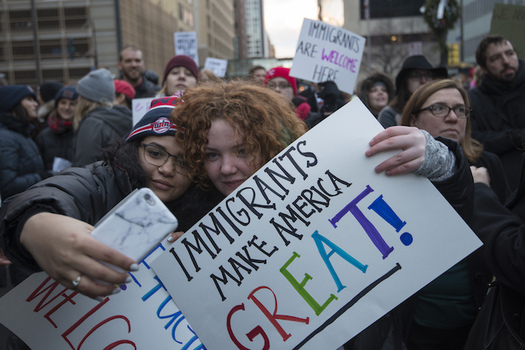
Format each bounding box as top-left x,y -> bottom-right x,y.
151,98 -> 482,349
289,19 -> 366,94
174,32 -> 199,65
0,243 -> 203,350
132,97 -> 155,127
490,3 -> 525,60
204,57 -> 228,77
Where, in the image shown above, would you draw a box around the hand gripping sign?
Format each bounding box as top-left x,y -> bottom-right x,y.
150,98 -> 482,350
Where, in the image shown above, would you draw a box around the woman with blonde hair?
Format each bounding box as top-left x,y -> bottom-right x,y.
156,55 -> 199,97
72,68 -> 132,166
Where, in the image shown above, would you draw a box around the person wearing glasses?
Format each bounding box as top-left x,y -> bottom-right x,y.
263,66 -> 345,128
378,55 -> 448,129
0,95 -> 217,303
393,79 -> 510,350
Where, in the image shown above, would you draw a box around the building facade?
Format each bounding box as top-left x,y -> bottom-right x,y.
245,0 -> 265,58
0,0 -> 236,86
195,0 -> 235,67
344,0 -> 439,82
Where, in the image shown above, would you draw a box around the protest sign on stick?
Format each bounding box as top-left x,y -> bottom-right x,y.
0,243 -> 203,350
290,18 -> 366,94
174,32 -> 199,65
151,98 -> 482,349
204,57 -> 228,77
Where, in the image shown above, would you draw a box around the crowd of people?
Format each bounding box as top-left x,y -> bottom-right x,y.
0,33 -> 524,350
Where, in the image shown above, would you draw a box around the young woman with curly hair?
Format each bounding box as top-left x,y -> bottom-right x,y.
172,81 -> 308,196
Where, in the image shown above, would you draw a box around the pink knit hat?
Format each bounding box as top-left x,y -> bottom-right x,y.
263,67 -> 297,95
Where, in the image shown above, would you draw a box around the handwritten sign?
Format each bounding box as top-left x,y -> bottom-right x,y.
151,98 -> 482,349
0,243 -> 203,350
132,97 -> 155,127
174,32 -> 199,65
490,3 -> 525,59
289,18 -> 366,94
204,57 -> 228,77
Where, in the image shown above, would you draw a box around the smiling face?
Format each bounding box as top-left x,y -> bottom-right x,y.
138,135 -> 192,203
251,68 -> 266,86
411,88 -> 467,143
481,41 -> 519,83
368,84 -> 389,114
204,119 -> 262,196
56,98 -> 77,121
119,48 -> 145,84
20,96 -> 38,119
165,67 -> 198,95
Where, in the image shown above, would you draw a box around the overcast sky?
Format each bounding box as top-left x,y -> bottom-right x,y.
263,0 -> 318,58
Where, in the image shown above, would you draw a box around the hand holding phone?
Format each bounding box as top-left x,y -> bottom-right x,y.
91,188 -> 178,271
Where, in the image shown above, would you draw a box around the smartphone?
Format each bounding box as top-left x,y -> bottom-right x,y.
91,188 -> 178,270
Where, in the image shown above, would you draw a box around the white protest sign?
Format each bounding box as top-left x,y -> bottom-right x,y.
151,98 -> 482,349
132,97 -> 155,126
290,18 -> 366,94
204,57 -> 228,77
0,243 -> 203,350
174,32 -> 199,65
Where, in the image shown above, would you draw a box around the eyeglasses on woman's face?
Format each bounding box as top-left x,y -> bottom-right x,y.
267,82 -> 292,90
417,103 -> 472,119
141,143 -> 187,173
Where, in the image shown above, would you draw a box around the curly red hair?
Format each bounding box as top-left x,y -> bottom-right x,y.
172,81 -> 308,188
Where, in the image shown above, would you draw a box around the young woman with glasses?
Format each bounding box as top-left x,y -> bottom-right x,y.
0,95 -> 217,301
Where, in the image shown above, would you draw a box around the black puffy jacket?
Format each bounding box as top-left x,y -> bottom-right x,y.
0,112 -> 44,200
73,105 -> 132,167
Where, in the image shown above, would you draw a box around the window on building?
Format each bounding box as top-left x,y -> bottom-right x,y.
37,8 -> 59,30
12,41 -> 34,60
42,69 -> 64,82
64,7 -> 87,29
69,67 -> 91,81
40,39 -> 62,58
14,70 -> 36,85
9,10 -> 32,32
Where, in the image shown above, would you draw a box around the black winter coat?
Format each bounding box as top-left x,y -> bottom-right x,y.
0,112 -> 44,200
35,118 -> 75,172
73,105 -> 132,167
469,59 -> 525,189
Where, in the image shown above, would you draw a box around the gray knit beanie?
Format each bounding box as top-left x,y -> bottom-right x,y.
77,68 -> 115,103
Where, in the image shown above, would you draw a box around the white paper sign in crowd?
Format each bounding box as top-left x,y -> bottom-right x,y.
174,31 -> 199,65
290,18 -> 366,94
204,57 -> 228,77
131,97 -> 155,126
151,98 -> 482,350
0,243 -> 203,350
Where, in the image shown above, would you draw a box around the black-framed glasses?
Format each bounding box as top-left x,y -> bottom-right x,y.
267,82 -> 292,90
417,103 -> 472,119
141,143 -> 187,174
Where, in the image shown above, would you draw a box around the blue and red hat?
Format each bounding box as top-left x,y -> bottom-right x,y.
126,93 -> 183,143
